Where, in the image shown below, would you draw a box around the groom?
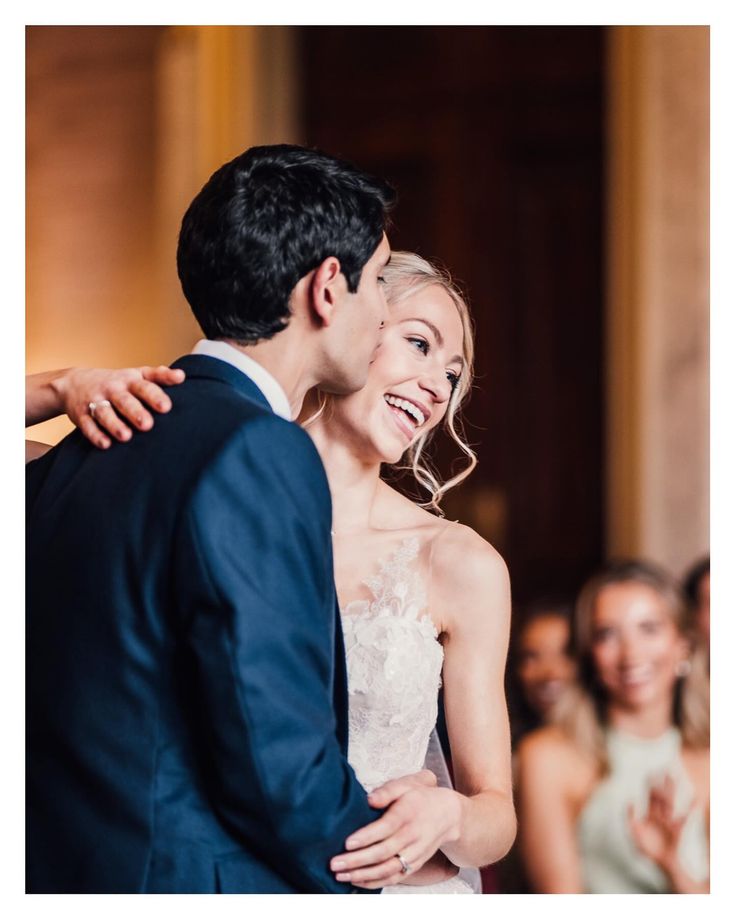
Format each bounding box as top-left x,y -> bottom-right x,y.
26,144 -> 394,893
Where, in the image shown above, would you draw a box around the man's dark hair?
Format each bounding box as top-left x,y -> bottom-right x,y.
177,144 -> 395,343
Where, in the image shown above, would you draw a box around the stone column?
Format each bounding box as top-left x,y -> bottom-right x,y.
606,26 -> 709,575
153,26 -> 301,356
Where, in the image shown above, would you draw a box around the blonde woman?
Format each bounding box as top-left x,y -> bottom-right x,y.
26,251 -> 515,893
516,560 -> 710,893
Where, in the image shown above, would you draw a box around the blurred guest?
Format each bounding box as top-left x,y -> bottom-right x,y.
496,599 -> 576,892
508,599 -> 576,747
516,560 -> 710,893
683,555 -> 710,646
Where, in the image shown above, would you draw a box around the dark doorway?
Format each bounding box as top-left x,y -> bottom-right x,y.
298,26 -> 605,604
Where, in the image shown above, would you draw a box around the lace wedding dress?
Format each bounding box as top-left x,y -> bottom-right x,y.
340,536 -> 480,894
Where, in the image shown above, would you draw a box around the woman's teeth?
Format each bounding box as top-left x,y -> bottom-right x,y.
618,665 -> 654,686
384,394 -> 424,427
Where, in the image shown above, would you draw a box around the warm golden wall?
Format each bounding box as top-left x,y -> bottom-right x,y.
606,26 -> 709,574
26,26 -> 709,575
26,26 -> 165,445
26,25 -> 299,446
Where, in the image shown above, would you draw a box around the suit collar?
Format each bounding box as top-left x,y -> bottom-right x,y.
190,340 -> 292,419
170,355 -> 273,414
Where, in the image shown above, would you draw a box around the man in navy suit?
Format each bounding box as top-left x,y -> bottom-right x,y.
26,145 -> 394,893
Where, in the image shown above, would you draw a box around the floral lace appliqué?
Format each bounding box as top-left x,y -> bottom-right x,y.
340,537 -> 444,792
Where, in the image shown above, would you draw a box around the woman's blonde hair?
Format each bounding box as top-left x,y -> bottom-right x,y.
382,251 -> 476,512
303,250 -> 477,513
552,559 -> 710,772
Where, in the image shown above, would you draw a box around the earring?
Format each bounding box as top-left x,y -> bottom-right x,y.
675,659 -> 692,678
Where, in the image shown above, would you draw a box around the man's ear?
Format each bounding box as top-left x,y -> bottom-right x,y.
309,256 -> 344,327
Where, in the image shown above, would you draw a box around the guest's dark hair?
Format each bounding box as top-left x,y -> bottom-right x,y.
177,144 -> 395,343
506,597 -> 574,748
683,555 -> 709,606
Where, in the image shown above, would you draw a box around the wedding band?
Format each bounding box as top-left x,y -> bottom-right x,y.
88,399 -> 112,419
396,853 -> 411,874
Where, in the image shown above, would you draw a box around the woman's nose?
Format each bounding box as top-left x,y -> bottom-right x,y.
419,370 -> 451,403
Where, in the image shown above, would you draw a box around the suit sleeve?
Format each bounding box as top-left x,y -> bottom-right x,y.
174,416 -> 381,893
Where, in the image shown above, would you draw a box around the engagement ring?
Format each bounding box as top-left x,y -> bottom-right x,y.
89,399 -> 112,419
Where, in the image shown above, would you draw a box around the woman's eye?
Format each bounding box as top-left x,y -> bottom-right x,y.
407,336 -> 429,355
447,371 -> 460,390
378,276 -> 386,284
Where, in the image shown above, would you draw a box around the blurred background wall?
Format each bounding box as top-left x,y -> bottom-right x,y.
25,25 -> 708,588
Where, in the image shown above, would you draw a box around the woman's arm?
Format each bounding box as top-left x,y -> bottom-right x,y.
26,365 -> 185,450
26,368 -> 73,428
515,726 -> 586,892
429,524 -> 516,868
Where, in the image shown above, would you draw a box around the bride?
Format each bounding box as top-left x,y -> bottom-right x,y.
26,251 -> 515,893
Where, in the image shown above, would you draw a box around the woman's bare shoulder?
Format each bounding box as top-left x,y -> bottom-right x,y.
517,725 -> 595,795
430,519 -> 508,605
517,724 -> 579,763
682,745 -> 710,799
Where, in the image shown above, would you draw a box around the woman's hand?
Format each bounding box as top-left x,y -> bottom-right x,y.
330,770 -> 463,889
628,774 -> 707,893
53,366 -> 185,449
627,774 -> 688,870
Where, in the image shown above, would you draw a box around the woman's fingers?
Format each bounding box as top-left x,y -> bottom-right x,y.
660,775 -> 676,818
344,868 -> 404,889
110,391 -> 154,431
339,844 -> 433,888
412,769 -> 438,787
130,377 -> 174,414
331,827 -> 415,873
336,856 -> 406,886
344,806 -> 405,851
76,415 -> 111,450
368,780 -> 417,808
367,770 -> 438,808
141,365 -> 185,386
87,401 -> 132,442
63,365 -> 183,448
648,775 -> 675,824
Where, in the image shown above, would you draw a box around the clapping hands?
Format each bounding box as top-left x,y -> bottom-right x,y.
627,773 -> 707,893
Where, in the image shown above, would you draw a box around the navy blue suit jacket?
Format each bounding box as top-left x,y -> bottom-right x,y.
26,355 -> 381,893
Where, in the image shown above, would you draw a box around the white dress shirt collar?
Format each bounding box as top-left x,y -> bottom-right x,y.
191,339 -> 292,421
